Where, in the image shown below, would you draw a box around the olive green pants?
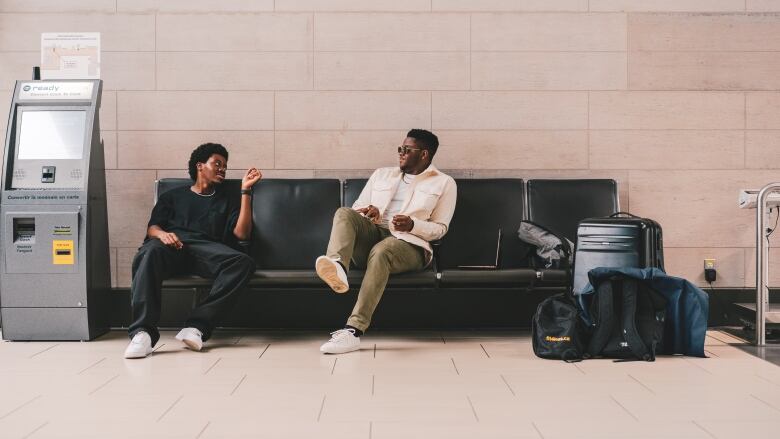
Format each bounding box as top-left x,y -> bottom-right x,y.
326,207 -> 425,331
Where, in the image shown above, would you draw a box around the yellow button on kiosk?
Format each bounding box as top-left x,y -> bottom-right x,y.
52,240 -> 75,265
0,79 -> 110,341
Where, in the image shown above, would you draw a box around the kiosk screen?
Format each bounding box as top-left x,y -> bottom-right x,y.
17,110 -> 86,160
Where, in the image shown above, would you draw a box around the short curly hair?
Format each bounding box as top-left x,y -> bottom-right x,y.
406,129 -> 439,159
188,143 -> 229,181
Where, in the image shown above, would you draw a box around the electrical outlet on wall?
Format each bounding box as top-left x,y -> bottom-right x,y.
704,258 -> 716,283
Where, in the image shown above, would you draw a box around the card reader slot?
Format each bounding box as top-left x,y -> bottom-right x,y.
13,218 -> 35,243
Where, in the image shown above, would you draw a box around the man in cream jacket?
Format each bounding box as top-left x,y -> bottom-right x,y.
315,129 -> 457,354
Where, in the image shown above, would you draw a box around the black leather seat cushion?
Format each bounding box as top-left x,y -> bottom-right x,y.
439,268 -> 537,287
527,179 -> 618,243
250,179 -> 341,270
534,268 -> 569,286
161,275 -> 213,288
164,269 -> 437,289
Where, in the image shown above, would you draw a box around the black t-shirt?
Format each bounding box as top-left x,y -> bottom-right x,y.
147,185 -> 240,245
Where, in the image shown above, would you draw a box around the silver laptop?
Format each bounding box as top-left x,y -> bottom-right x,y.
458,228 -> 502,270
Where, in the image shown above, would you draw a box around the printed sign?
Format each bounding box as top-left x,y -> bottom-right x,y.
41,33 -> 100,80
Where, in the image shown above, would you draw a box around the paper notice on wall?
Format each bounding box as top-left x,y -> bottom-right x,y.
40,33 -> 100,80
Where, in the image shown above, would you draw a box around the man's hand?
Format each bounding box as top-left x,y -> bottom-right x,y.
242,168 -> 263,190
356,205 -> 381,223
158,232 -> 183,249
391,215 -> 414,232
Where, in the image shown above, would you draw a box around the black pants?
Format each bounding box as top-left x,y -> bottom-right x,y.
128,237 -> 255,346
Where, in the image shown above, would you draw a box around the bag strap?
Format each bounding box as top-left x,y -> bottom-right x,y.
621,278 -> 654,362
561,350 -> 582,363
586,280 -> 615,358
609,212 -> 640,219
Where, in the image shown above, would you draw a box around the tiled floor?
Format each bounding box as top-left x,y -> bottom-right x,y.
0,330 -> 779,439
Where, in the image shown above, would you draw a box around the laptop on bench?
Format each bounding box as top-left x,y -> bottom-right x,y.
458,228 -> 502,270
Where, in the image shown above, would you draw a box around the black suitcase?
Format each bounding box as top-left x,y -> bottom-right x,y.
571,212 -> 664,296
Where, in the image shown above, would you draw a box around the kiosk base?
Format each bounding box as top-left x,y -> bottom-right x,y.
0,307 -> 108,341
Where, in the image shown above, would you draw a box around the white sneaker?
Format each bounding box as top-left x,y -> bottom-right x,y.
315,256 -> 349,294
320,328 -> 360,354
175,327 -> 203,351
124,331 -> 153,359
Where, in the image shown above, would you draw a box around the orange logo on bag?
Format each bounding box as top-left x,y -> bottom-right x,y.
545,336 -> 571,342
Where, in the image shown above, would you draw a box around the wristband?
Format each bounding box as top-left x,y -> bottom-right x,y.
241,189 -> 252,195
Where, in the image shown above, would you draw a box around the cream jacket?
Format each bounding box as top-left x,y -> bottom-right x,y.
352,164 -> 457,265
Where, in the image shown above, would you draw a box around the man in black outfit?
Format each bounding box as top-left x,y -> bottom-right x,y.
124,143 -> 262,359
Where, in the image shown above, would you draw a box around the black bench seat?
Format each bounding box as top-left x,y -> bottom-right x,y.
153,177 -> 618,301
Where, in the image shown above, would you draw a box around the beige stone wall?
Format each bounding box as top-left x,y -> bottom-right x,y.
1,1 -> 778,289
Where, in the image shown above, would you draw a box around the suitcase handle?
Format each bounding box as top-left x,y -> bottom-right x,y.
609,211 -> 640,219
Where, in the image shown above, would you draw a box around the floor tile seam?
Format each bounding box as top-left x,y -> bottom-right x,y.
203,358 -> 222,375
609,394 -> 639,422
77,357 -> 107,375
754,373 -> 780,387
156,394 -> 184,422
500,374 -> 516,396
683,357 -> 715,375
692,420 -> 718,439
317,394 -> 326,422
750,393 -> 780,412
627,374 -> 655,394
21,421 -> 49,439
707,331 -> 746,345
258,344 -> 271,359
88,375 -> 119,396
465,395 -> 480,422
451,357 -> 460,375
0,394 -> 42,421
28,344 -> 59,359
195,421 -> 211,439
531,421 -> 545,439
230,374 -> 248,396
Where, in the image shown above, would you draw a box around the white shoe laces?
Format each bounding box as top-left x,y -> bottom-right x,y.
328,328 -> 356,342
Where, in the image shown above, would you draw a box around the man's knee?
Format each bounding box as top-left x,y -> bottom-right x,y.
221,252 -> 255,278
134,239 -> 168,264
236,254 -> 256,274
367,241 -> 394,264
334,206 -> 360,223
367,240 -> 420,270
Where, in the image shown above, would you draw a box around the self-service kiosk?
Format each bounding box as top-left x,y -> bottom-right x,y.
0,79 -> 110,340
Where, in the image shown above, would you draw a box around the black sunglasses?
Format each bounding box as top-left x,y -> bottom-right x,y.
397,146 -> 424,155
